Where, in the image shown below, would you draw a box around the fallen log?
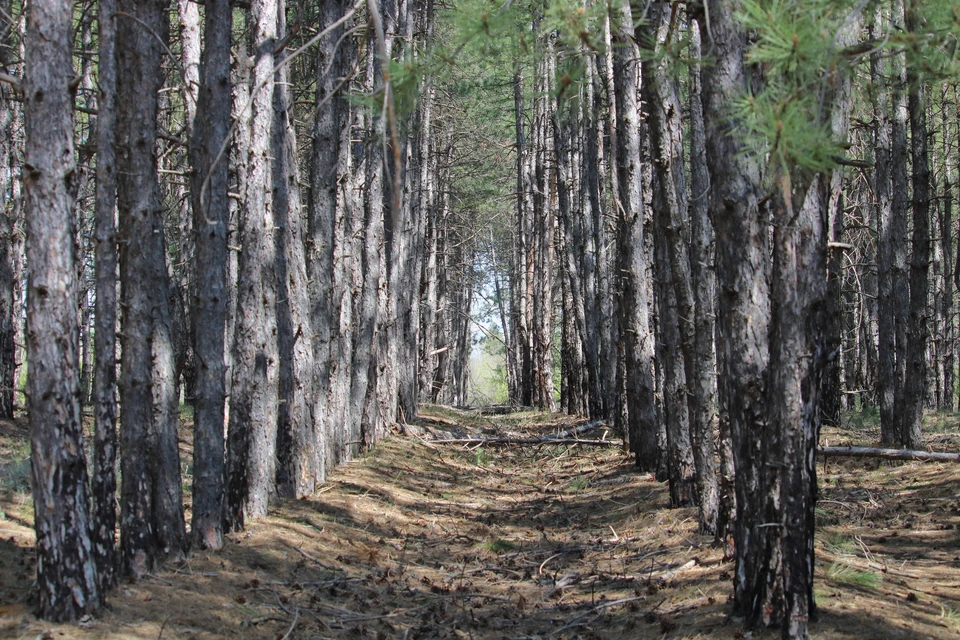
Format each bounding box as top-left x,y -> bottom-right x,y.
426,420 -> 611,447
818,446 -> 960,462
428,437 -> 620,447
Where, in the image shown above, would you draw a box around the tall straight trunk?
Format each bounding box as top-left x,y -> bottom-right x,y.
771,179 -> 828,640
175,0 -> 201,400
354,25 -> 385,453
24,0 -> 101,618
91,0 -> 118,591
531,39 -> 555,411
688,17 -> 720,537
514,65 -> 535,407
889,0 -> 910,445
116,0 -> 188,577
225,1 -> 280,530
902,0 -> 929,450
942,85 -> 955,411
187,0 -> 230,550
641,1 -> 696,507
273,0 -> 318,499
611,0 -> 657,470
701,0 -> 771,626
872,3 -> 897,444
308,0 -> 355,477
0,0 -> 16,420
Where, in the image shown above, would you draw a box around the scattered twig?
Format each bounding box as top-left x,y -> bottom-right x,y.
279,608 -> 299,640
292,545 -> 337,571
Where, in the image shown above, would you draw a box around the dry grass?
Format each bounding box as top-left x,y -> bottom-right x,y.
0,406 -> 958,638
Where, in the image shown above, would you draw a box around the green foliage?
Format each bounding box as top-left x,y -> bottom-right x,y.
732,0 -> 858,178
473,448 -> 493,467
568,475 -> 589,493
826,562 -> 882,588
477,538 -> 517,553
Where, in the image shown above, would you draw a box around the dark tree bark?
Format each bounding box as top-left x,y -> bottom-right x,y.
888,0 -> 910,445
902,0 -> 929,450
641,1 -> 696,508
187,0 -> 231,550
0,0 -> 17,420
771,179 -> 828,640
688,17 -> 720,537
91,0 -> 119,591
23,0 -> 101,618
872,3 -> 897,445
610,0 -> 658,471
116,0 -> 188,577
225,0 -> 280,530
701,0 -> 772,626
941,85 -> 955,411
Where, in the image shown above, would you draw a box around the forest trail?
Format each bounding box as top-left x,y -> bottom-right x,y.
2,408 -> 960,639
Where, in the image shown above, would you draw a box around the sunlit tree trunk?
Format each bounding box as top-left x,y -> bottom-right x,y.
274,0 -> 318,499
225,0 -> 280,530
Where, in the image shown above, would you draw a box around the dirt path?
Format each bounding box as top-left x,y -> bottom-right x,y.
2,407 -> 960,639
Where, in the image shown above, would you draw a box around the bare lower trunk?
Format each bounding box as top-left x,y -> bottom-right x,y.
24,0 -> 101,618
611,0 -> 657,471
688,17 -> 719,536
701,0 -> 771,625
872,4 -> 897,446
273,1 -> 318,499
902,1 -> 929,450
187,0 -> 231,550
116,0 -> 188,577
225,2 -> 280,530
91,0 -> 119,590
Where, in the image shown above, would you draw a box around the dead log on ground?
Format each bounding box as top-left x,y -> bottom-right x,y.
818,446 -> 960,462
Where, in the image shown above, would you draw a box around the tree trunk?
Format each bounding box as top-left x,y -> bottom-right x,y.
872,2 -> 897,445
902,0 -> 930,450
0,0 -> 17,420
610,0 -> 657,471
701,0 -> 771,626
24,0 -> 101,618
688,16 -> 720,537
116,0 -> 188,577
187,0 -> 231,550
941,84 -> 955,411
641,1 -> 697,508
308,0 -> 356,478
771,178 -> 828,640
273,0 -> 318,499
889,0 -> 910,446
225,1 -> 280,530
91,0 -> 119,591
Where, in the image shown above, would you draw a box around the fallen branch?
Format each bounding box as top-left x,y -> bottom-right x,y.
818,446 -> 960,462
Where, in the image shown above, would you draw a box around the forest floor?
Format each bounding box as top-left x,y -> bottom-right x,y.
1,406 -> 960,639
